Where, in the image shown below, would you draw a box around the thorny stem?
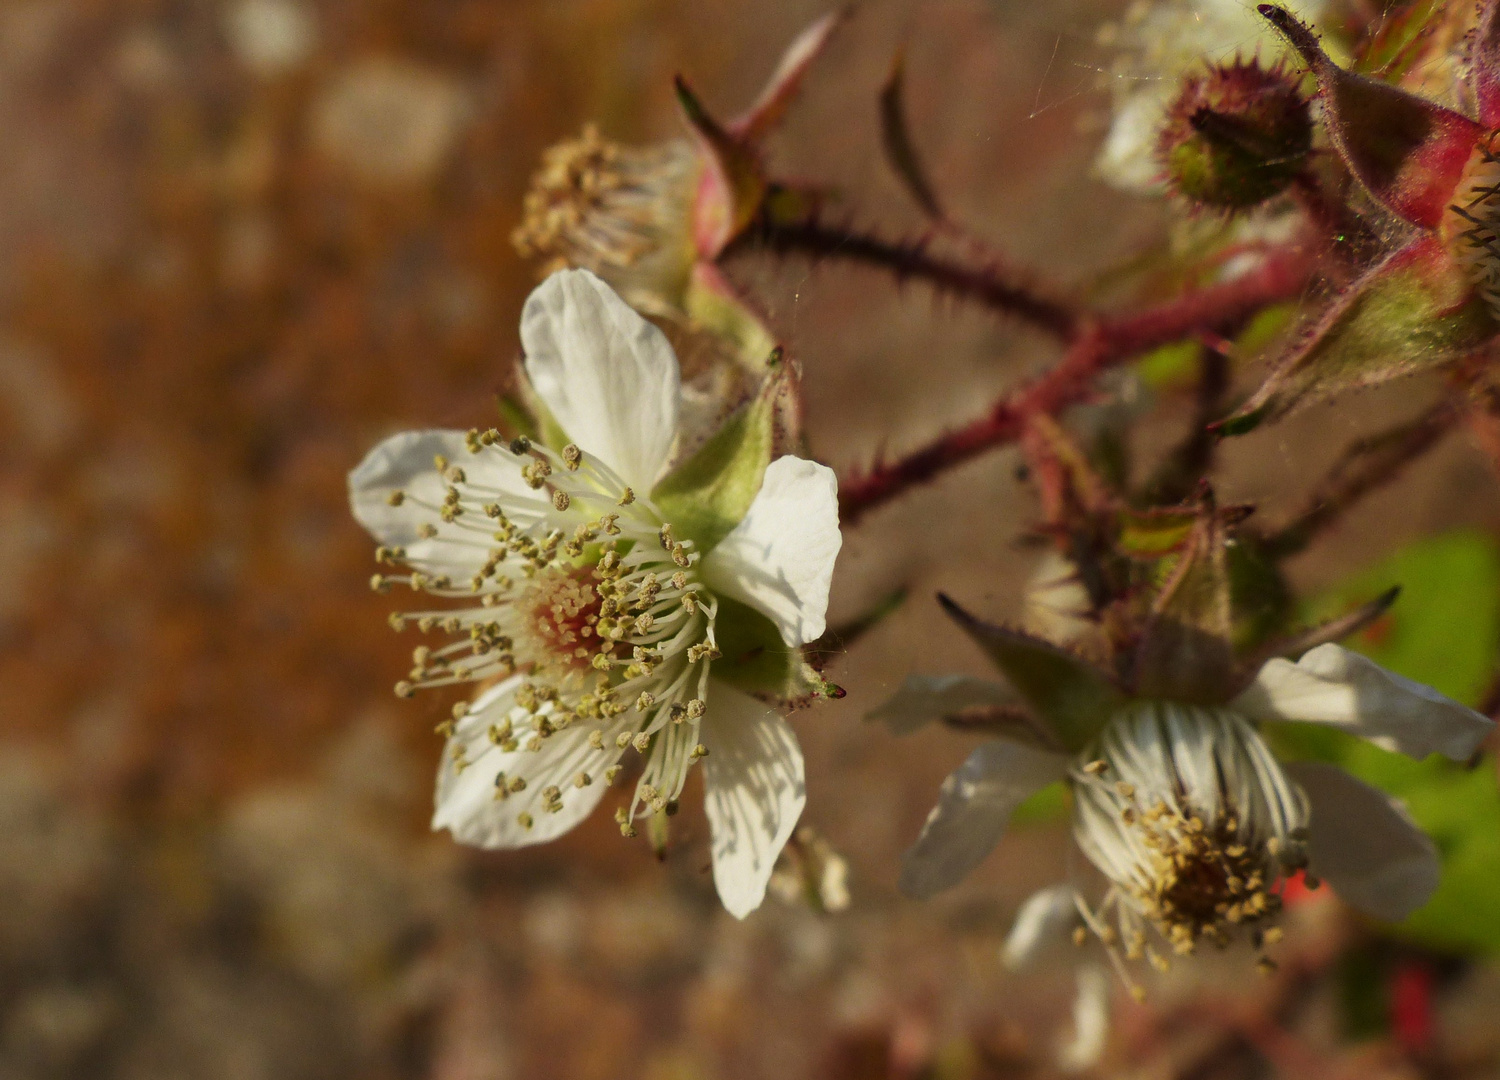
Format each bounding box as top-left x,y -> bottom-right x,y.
732,215 -> 1080,340
837,247 -> 1317,525
1263,398 -> 1460,561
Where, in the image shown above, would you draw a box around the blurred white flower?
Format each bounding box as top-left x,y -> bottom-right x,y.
876,643 -> 1493,991
350,269 -> 842,918
312,59 -> 467,185
224,0 -> 316,77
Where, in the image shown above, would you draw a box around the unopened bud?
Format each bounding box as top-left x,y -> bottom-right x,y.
1157,59 -> 1311,210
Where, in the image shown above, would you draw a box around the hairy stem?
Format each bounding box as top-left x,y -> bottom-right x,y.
731,215 -> 1079,339
1263,399 -> 1459,560
838,248 -> 1316,525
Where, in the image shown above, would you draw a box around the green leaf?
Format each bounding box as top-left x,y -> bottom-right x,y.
1225,237 -> 1492,433
938,593 -> 1123,753
1271,531 -> 1500,954
1306,530 -> 1500,704
1136,340 -> 1200,390
651,385 -> 774,553
711,595 -> 817,700
1012,780 -> 1071,825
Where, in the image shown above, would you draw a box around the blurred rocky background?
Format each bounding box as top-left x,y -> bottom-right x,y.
2,0 -> 1500,1077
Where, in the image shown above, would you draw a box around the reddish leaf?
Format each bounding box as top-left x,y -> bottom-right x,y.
674,76 -> 768,257
1260,4 -> 1479,229
729,9 -> 849,143
1223,236 -> 1491,431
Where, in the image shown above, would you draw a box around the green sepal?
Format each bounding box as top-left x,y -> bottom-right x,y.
1225,236 -> 1492,431
514,369 -> 571,452
1117,507 -> 1198,558
683,263 -> 780,371
938,593 -> 1122,753
495,392 -> 539,443
711,595 -> 818,700
1133,491 -> 1237,704
650,377 -> 777,554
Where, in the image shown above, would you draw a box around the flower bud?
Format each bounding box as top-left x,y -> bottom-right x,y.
1157,59 -> 1312,210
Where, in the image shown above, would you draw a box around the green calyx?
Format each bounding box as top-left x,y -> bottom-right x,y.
650,372 -> 781,554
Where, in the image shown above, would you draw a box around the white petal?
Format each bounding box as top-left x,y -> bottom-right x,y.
1058,964 -> 1111,1074
348,428 -> 545,576
432,677 -> 627,849
1284,761 -> 1440,923
869,674 -> 1020,736
1001,883 -> 1080,970
899,740 -> 1069,900
520,269 -> 680,490
1234,644 -> 1495,761
700,455 -> 841,647
699,681 -> 806,919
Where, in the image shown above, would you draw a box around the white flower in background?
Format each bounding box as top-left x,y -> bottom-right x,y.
350,269 -> 842,918
874,639 -> 1493,992
512,124 -> 701,323
1095,0 -> 1328,192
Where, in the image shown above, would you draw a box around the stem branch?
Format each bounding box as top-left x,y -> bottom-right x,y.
838,248 -> 1316,525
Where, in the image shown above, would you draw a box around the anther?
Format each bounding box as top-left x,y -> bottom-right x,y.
386,491 -> 405,506
553,490 -> 571,511
562,444 -> 582,470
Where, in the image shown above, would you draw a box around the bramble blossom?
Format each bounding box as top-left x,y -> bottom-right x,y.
875,607 -> 1493,993
350,269 -> 841,917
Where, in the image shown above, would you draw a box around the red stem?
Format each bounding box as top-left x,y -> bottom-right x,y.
838,249 -> 1316,524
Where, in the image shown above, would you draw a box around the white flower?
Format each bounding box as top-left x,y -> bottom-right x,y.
876,643 -> 1493,988
1094,0 -> 1328,192
350,269 -> 842,918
